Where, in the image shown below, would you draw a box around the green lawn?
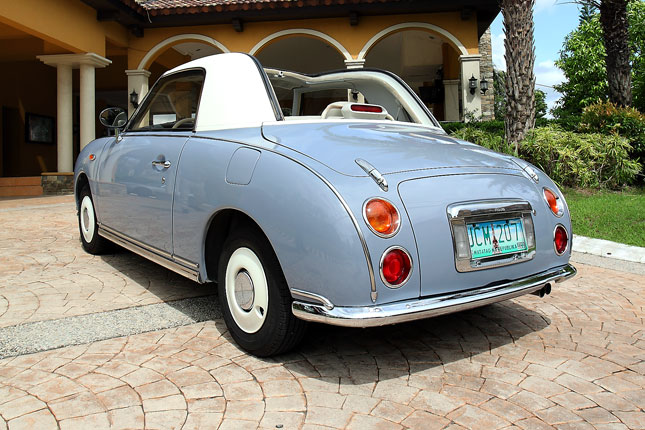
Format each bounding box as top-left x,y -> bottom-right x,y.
563,187 -> 645,247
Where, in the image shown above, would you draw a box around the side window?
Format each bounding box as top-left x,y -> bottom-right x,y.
128,70 -> 204,132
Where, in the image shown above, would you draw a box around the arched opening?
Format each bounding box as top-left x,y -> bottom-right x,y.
363,27 -> 465,121
146,40 -> 226,84
253,35 -> 346,74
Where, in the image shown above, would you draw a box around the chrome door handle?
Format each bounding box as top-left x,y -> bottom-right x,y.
152,160 -> 171,168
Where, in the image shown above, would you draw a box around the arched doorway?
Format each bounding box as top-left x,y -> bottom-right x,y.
145,40 -> 227,84
363,29 -> 462,121
250,33 -> 351,73
128,34 -> 229,115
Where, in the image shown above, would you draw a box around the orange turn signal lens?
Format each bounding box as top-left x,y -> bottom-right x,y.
543,188 -> 563,217
364,198 -> 401,237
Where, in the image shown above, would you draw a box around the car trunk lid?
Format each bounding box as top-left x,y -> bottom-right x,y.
262,121 -> 519,176
398,173 -> 558,298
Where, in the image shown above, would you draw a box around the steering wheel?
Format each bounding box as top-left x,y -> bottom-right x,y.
172,118 -> 195,129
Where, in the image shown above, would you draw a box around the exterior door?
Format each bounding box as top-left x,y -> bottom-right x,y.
97,133 -> 189,254
96,69 -> 205,255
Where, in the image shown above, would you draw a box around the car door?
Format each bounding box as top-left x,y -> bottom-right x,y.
96,69 -> 205,255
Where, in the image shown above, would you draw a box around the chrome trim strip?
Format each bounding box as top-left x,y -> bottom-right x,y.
298,165 -> 378,303
98,224 -> 201,282
447,199 -> 532,219
174,255 -> 200,270
199,135 -> 378,302
292,264 -> 576,328
291,289 -> 335,310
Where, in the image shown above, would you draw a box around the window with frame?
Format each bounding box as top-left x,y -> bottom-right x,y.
128,70 -> 205,132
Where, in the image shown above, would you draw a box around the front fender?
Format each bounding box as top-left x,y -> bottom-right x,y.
74,137 -> 113,212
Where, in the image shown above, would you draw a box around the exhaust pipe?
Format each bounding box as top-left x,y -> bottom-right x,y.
531,283 -> 552,298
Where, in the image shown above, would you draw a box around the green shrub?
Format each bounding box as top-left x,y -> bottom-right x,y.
441,121 -> 466,135
442,120 -> 505,137
537,116 -> 580,131
446,120 -> 642,188
578,101 -> 645,156
450,126 -> 514,155
520,125 -> 641,188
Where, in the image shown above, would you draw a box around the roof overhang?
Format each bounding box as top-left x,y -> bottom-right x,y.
81,0 -> 499,38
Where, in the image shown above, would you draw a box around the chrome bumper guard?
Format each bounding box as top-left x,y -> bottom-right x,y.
292,264 -> 576,328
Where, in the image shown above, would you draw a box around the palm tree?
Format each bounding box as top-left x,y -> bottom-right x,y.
501,0 -> 536,153
576,0 -> 632,107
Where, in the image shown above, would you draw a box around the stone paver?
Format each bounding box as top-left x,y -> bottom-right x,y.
0,196 -> 643,429
0,196 -> 204,328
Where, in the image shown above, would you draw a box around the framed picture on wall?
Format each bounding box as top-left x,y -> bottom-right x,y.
25,113 -> 55,144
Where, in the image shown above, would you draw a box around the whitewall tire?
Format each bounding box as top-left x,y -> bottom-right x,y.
217,229 -> 307,356
78,185 -> 111,255
80,195 -> 96,244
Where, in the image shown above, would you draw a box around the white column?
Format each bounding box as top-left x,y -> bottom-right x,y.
38,53 -> 112,172
56,64 -> 73,172
126,69 -> 151,117
80,64 -> 95,150
459,54 -> 482,122
443,79 -> 460,122
344,59 -> 365,70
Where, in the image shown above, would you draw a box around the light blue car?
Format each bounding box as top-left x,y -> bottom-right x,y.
75,53 -> 576,356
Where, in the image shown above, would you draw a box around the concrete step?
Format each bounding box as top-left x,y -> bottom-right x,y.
0,186 -> 43,197
0,177 -> 44,197
0,177 -> 42,187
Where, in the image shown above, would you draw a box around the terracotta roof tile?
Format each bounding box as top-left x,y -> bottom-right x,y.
134,0 -> 305,10
127,0 -> 396,13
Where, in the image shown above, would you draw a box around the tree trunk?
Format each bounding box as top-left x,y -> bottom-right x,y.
501,0 -> 536,154
599,0 -> 632,107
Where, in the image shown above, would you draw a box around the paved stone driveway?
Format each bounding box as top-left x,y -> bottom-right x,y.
0,196 -> 643,429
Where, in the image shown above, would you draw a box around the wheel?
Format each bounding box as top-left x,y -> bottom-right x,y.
78,185 -> 111,254
218,230 -> 307,356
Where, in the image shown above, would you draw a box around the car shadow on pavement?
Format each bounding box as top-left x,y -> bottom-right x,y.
99,247 -> 551,384
98,247 -> 212,303
274,301 -> 551,383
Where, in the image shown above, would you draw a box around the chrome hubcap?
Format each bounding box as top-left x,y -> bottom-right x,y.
234,270 -> 254,311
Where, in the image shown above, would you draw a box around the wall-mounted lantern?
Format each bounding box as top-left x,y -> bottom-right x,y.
469,75 -> 478,95
480,78 -> 489,94
130,90 -> 139,108
468,75 -> 489,95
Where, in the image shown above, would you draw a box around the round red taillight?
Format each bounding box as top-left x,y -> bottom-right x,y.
364,198 -> 400,237
380,247 -> 412,287
554,225 -> 568,255
543,188 -> 563,217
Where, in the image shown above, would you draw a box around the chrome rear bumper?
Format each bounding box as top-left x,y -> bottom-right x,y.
292,264 -> 576,328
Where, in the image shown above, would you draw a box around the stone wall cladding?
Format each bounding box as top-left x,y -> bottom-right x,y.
41,174 -> 74,195
479,27 -> 495,121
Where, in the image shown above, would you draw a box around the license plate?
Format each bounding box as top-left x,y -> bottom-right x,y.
467,218 -> 527,259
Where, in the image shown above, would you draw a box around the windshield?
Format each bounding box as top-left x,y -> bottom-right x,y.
265,68 -> 442,129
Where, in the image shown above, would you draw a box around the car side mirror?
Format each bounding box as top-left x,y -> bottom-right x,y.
99,107 -> 128,129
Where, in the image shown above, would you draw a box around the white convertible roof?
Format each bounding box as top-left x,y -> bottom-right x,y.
165,53 -> 280,132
